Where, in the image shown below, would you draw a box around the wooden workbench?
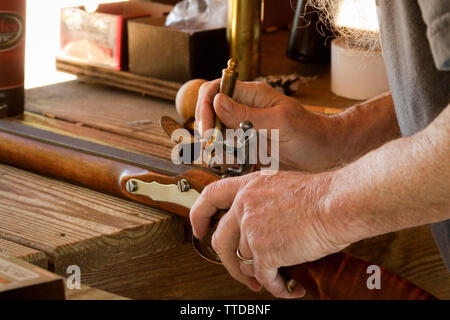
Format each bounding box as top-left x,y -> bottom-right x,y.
0,30 -> 448,299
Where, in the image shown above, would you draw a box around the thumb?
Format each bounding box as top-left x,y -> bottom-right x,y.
213,93 -> 271,129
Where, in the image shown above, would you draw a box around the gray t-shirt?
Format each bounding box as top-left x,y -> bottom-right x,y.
376,0 -> 450,270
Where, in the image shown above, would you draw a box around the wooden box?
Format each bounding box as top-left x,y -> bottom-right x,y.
59,1 -> 172,70
127,17 -> 228,83
0,252 -> 65,300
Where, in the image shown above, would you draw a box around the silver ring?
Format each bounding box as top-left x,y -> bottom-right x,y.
236,248 -> 253,265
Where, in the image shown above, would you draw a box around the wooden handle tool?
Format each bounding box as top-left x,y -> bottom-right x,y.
205,59 -> 239,165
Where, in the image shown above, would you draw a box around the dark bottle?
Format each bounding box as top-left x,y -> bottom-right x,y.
0,0 -> 26,118
286,0 -> 331,63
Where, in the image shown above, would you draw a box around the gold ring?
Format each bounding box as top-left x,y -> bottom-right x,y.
236,248 -> 253,265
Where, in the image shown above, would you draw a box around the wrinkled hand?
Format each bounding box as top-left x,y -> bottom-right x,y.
195,80 -> 337,171
190,170 -> 350,298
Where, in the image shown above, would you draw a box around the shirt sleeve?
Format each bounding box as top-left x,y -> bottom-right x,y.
418,0 -> 450,71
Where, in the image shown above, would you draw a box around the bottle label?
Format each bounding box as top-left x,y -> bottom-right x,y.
0,12 -> 24,52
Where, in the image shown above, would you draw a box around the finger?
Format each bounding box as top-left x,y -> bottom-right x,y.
195,79 -> 221,136
212,207 -> 261,292
238,236 -> 256,278
190,176 -> 243,239
195,80 -> 283,136
232,81 -> 284,109
213,94 -> 280,130
254,266 -> 305,299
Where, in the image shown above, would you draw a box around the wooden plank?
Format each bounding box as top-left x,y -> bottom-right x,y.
77,226 -> 448,300
56,58 -> 182,101
80,242 -> 285,300
0,238 -> 47,269
0,164 -> 184,275
25,81 -> 178,157
65,283 -> 129,300
76,225 -> 449,300
18,112 -> 174,161
345,225 -> 450,300
0,243 -> 126,300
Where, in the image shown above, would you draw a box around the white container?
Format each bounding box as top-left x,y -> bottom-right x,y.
331,38 -> 389,100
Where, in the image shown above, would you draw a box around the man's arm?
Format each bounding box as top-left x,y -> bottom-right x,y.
327,104 -> 450,246
325,91 -> 401,166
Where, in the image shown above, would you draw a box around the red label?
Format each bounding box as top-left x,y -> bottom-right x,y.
0,277 -> 10,284
0,12 -> 24,51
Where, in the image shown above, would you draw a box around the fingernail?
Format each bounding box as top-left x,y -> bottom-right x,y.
250,284 -> 262,292
220,95 -> 233,113
249,280 -> 262,292
192,231 -> 203,241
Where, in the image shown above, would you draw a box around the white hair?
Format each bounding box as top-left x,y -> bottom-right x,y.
301,0 -> 381,51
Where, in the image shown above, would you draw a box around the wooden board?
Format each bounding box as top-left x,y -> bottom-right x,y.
19,112 -> 175,161
0,239 -> 127,300
56,58 -> 182,102
0,238 -> 47,269
345,225 -> 450,300
65,283 -> 129,300
76,227 -> 450,300
0,164 -> 184,275
80,242 -> 282,300
25,81 -> 178,160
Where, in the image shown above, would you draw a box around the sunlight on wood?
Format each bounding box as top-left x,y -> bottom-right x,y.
25,0 -> 127,89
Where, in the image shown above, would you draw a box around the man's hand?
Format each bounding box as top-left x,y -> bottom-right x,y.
195,80 -> 337,171
190,170 -> 351,298
196,80 -> 400,171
